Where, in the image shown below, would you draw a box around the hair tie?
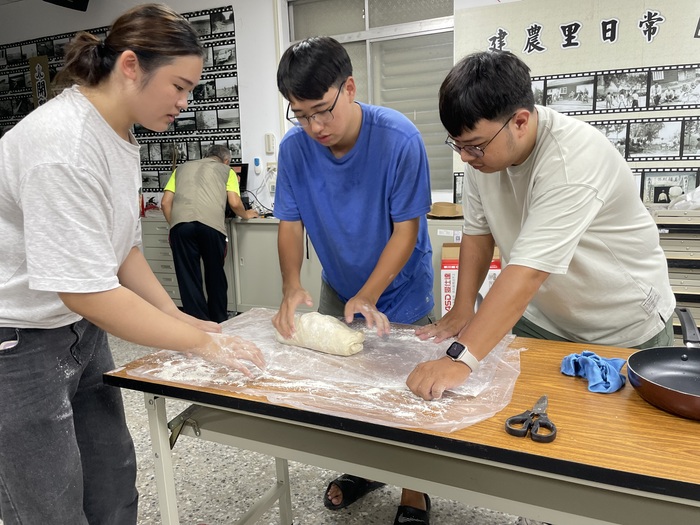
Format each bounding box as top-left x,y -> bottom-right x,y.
97,41 -> 109,58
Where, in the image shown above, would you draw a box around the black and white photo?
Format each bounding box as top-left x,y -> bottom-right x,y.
196,109 -> 218,130
217,107 -> 239,129
213,43 -> 236,67
174,111 -> 196,131
591,122 -> 628,157
545,75 -> 594,112
629,121 -> 682,158
215,76 -> 238,98
650,66 -> 700,107
640,170 -> 699,205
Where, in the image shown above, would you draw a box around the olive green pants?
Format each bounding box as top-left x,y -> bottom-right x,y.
512,315 -> 674,350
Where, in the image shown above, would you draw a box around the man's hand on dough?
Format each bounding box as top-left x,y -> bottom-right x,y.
345,296 -> 390,337
273,287 -> 313,339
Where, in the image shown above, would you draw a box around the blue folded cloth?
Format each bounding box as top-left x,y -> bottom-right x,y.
560,350 -> 627,393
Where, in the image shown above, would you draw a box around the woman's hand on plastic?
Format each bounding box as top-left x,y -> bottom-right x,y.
196,333 -> 266,377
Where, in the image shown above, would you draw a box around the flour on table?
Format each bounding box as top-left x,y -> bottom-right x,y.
275,312 -> 365,356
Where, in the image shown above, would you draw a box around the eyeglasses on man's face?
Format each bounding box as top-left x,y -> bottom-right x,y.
286,81 -> 346,128
445,113 -> 516,158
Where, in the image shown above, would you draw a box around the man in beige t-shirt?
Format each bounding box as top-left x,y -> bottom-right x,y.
161,145 -> 257,322
409,51 -> 675,408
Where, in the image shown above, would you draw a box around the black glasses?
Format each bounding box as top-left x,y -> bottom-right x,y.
286,81 -> 346,127
445,113 -> 516,158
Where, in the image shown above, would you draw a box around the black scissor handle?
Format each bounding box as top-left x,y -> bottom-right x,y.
504,410 -> 532,437
530,416 -> 557,443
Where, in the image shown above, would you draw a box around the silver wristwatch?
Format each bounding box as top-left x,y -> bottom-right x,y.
445,341 -> 480,373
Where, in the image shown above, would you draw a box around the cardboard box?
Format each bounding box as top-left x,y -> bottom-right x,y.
441,243 -> 501,317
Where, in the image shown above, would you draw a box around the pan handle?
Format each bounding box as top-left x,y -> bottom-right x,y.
675,307 -> 700,347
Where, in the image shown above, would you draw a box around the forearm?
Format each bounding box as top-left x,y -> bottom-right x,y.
355,218 -> 418,303
59,286 -> 211,351
161,192 -> 173,224
458,264 -> 549,359
451,234 -> 495,315
227,192 -> 247,218
277,220 -> 305,293
118,246 -> 180,315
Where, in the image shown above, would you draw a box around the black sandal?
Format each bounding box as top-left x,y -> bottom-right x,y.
323,474 -> 386,511
393,493 -> 431,525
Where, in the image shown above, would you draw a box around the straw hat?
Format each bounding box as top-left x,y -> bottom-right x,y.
427,202 -> 463,219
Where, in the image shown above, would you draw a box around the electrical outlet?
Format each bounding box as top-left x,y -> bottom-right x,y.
268,181 -> 276,194
266,162 -> 277,172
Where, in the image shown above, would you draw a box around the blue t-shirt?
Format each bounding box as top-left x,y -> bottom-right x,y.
274,102 -> 434,324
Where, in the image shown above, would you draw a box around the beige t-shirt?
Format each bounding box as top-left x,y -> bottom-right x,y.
165,158 -> 239,236
462,105 -> 675,347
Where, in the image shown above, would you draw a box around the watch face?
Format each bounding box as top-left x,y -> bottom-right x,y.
446,341 -> 465,359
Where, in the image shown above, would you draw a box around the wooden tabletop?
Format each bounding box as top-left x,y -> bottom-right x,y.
441,338 -> 699,494
105,336 -> 700,501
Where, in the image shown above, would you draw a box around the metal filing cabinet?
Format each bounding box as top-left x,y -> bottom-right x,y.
141,217 -> 236,312
230,218 -> 321,313
141,218 -> 181,305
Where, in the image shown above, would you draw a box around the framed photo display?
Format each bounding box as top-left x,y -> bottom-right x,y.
640,170 -> 699,206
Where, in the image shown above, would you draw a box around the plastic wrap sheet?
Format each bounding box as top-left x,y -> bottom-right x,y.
127,308 -> 522,432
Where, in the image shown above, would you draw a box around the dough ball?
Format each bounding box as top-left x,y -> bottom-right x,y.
275,312 -> 365,356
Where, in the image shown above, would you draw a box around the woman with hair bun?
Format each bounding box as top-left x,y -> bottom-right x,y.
0,4 -> 264,524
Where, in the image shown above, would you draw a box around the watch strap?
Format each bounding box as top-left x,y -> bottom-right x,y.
448,343 -> 480,373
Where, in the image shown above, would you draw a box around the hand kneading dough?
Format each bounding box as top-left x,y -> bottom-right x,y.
275,312 -> 365,356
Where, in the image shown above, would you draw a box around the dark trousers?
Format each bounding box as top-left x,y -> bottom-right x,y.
0,320 -> 138,525
169,221 -> 228,323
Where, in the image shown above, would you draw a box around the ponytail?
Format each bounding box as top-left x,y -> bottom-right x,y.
56,3 -> 203,88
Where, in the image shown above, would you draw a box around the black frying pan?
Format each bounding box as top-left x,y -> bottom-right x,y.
627,307 -> 700,420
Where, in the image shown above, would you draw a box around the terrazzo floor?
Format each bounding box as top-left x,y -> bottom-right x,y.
2,335 -> 524,525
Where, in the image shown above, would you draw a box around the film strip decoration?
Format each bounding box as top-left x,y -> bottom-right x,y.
138,134 -> 242,167
137,7 -> 240,193
134,103 -> 241,136
532,63 -> 700,117
189,71 -> 239,105
0,27 -> 107,129
0,5 -> 241,195
588,115 -> 700,162
633,167 -> 700,207
182,6 -> 235,42
139,133 -> 242,190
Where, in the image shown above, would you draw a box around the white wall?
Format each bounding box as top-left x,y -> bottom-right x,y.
0,0 -> 285,207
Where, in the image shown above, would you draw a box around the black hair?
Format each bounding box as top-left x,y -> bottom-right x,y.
56,3 -> 203,88
439,51 -> 535,136
276,36 -> 352,101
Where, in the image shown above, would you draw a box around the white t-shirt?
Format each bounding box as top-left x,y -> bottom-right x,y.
0,86 -> 142,329
462,105 -> 675,347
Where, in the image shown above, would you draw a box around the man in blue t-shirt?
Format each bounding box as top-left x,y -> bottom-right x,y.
273,36 -> 434,525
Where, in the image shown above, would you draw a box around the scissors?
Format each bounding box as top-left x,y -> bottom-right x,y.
504,395 -> 557,443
